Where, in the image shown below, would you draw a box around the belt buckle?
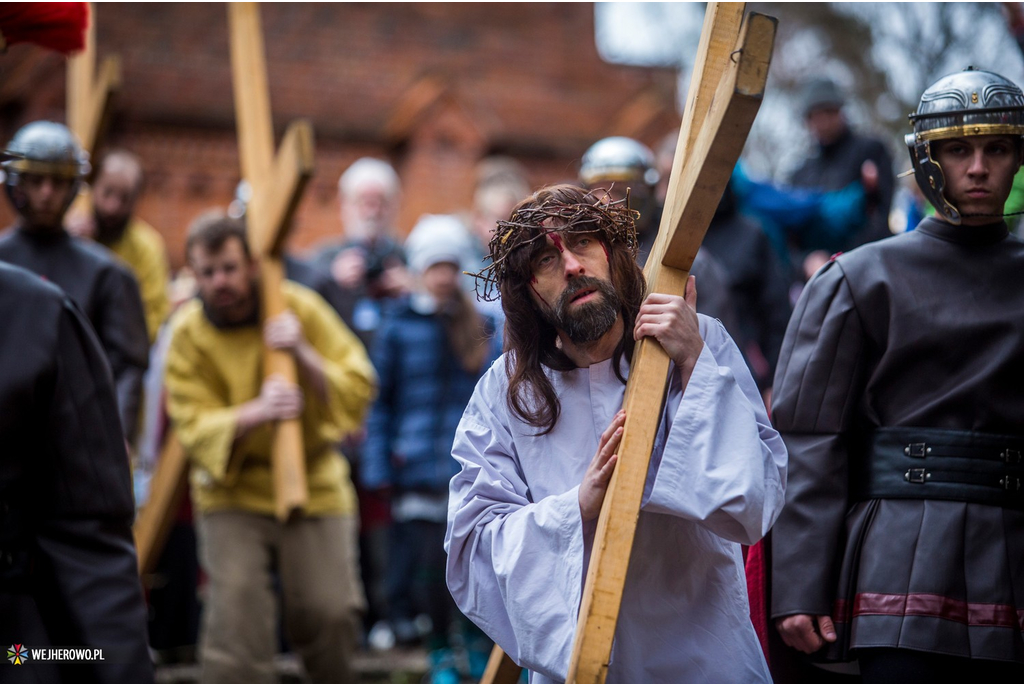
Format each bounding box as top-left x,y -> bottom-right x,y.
1002,448 -> 1022,465
904,443 -> 929,458
905,468 -> 928,484
1000,476 -> 1021,491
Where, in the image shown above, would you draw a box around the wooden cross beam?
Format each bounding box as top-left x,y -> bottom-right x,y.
133,434 -> 188,575
568,7 -> 776,683
61,2 -> 168,576
66,2 -> 119,165
480,8 -> 776,681
229,2 -> 315,522
134,3 -> 315,569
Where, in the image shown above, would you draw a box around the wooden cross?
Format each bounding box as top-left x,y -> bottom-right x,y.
481,4 -> 776,682
61,3 -> 175,576
134,3 -> 315,572
228,2 -> 315,522
66,2 -> 119,166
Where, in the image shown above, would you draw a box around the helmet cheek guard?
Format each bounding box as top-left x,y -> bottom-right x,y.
908,67 -> 1024,225
905,134 -> 959,224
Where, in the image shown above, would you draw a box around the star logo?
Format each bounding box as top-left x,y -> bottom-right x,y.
7,644 -> 29,665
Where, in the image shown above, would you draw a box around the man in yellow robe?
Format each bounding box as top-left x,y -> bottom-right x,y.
164,211 -> 376,683
71,149 -> 171,343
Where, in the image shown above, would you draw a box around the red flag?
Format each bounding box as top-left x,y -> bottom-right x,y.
0,2 -> 89,55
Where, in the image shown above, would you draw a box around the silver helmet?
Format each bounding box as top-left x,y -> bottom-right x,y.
906,67 -> 1024,224
3,121 -> 90,213
579,136 -> 660,187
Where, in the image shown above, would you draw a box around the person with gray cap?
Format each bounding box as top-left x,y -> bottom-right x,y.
0,120 -> 149,442
789,78 -> 895,275
771,67 -> 1024,681
361,214 -> 498,681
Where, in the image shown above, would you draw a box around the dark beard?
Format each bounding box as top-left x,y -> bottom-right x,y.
542,275 -> 621,345
95,213 -> 131,246
201,277 -> 261,329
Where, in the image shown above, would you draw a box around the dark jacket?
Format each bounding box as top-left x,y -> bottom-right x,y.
0,262 -> 153,682
771,218 -> 1024,663
790,127 -> 895,253
0,227 -> 149,439
361,296 -> 495,493
702,192 -> 792,390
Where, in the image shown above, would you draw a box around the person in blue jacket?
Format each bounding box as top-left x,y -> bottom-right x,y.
362,214 -> 498,682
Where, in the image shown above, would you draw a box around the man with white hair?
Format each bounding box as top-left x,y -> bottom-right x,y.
311,158 -> 410,642
312,158 -> 409,347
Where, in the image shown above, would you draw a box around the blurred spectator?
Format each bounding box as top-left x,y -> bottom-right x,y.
789,78 -> 894,273
68,149 -> 171,344
702,179 -> 792,400
361,214 -> 497,682
311,158 -> 410,348
228,180 -> 350,318
465,156 -> 532,266
310,160 -> 410,639
579,135 -> 738,333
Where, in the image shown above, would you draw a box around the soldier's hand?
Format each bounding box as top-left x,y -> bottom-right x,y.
633,276 -> 703,370
259,374 -> 303,421
776,613 -> 837,654
579,410 -> 626,522
264,311 -> 304,352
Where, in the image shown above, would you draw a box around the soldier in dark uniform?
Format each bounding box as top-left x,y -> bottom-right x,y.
0,121 -> 149,441
0,147 -> 153,681
771,68 -> 1024,682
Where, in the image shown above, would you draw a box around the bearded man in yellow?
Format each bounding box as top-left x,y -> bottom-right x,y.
70,150 -> 171,343
165,211 -> 377,683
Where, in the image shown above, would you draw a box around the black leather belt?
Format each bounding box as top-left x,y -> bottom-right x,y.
851,427 -> 1024,510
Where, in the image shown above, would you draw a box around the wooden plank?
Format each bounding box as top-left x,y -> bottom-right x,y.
66,3 -> 120,161
248,120 -> 315,258
665,2 -> 745,197
228,2 -> 312,521
134,434 -> 188,575
566,10 -> 776,683
481,643 -> 522,684
656,12 -> 776,275
228,3 -> 274,179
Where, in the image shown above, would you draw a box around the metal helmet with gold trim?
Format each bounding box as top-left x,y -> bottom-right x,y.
906,67 -> 1024,224
3,121 -> 90,215
579,136 -> 660,188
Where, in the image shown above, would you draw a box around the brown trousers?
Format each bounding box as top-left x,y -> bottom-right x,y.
196,512 -> 365,683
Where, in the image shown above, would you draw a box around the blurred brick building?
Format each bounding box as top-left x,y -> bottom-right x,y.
0,3 -> 680,269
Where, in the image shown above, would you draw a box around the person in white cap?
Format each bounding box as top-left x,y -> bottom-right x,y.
362,214 -> 499,681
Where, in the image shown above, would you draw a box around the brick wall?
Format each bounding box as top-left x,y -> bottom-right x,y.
0,3 -> 681,271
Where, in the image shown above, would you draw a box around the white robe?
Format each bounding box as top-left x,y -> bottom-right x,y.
445,315 -> 787,683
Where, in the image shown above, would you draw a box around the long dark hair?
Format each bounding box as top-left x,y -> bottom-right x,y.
497,184 -> 646,434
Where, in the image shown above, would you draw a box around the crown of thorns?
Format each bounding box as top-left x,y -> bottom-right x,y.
468,190 -> 640,301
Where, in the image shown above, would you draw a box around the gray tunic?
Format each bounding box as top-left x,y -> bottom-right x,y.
771,217 -> 1024,663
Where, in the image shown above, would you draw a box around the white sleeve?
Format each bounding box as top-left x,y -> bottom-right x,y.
445,371 -> 584,682
642,316 -> 788,545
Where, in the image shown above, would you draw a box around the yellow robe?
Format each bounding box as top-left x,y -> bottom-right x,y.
164,281 -> 376,516
105,217 -> 171,343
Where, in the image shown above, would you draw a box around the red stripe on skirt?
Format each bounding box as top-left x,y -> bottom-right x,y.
833,593 -> 1024,630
